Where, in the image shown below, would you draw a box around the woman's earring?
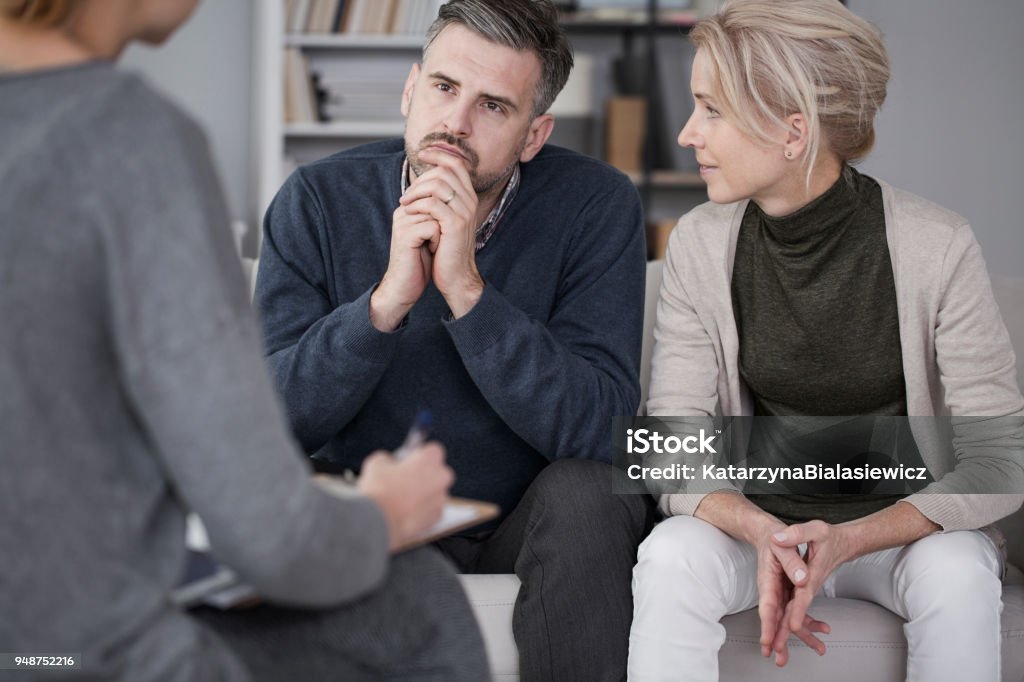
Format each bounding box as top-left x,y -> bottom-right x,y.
784,150 -> 794,159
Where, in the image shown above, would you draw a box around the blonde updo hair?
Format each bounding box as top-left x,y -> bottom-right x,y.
691,0 -> 890,173
1,0 -> 76,26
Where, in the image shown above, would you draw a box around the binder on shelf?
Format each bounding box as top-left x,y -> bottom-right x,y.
605,96 -> 647,173
342,0 -> 369,33
289,0 -> 314,32
647,218 -> 677,261
286,0 -> 442,36
307,0 -> 335,32
283,48 -> 319,124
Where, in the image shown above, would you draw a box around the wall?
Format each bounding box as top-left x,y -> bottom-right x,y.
120,0 -> 255,247
852,0 -> 1024,276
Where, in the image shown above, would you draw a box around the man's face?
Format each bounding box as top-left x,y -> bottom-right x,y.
401,24 -> 550,196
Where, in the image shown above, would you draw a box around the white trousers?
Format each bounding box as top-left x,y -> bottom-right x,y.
628,515 -> 1004,682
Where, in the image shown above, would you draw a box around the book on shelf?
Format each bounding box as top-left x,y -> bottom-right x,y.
285,0 -> 444,37
308,0 -> 341,33
283,48 -> 319,124
647,218 -> 677,261
605,95 -> 647,173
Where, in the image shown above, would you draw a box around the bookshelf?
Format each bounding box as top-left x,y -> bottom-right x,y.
253,0 -> 708,256
254,1 -> 430,222
284,33 -> 426,49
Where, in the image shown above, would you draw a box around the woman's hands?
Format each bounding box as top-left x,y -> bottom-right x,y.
767,504 -> 941,664
752,518 -> 831,666
694,492 -> 826,665
771,521 -> 853,632
695,494 -> 941,667
695,492 -> 835,666
762,520 -> 853,665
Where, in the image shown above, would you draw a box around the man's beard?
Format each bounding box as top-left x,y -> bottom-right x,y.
406,131 -> 525,195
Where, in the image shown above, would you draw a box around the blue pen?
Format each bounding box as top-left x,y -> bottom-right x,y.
394,410 -> 434,460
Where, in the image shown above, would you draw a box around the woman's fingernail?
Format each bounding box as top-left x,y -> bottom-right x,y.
774,532 -> 787,541
795,569 -> 807,582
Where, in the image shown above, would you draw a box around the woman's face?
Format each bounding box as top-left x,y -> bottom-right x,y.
678,49 -> 796,214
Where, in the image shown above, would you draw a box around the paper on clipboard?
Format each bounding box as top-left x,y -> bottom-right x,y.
313,476 -> 500,548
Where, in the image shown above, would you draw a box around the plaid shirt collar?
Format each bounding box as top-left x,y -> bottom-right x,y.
400,157 -> 520,253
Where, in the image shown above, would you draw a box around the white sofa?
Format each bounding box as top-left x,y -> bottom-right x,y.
458,261 -> 1024,681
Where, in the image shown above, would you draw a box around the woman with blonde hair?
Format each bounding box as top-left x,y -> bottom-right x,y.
628,0 -> 1023,679
0,1 -> 487,680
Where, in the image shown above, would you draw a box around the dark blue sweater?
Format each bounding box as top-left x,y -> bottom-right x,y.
256,139 -> 645,514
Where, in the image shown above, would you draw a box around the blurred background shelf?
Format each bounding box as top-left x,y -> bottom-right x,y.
257,0 -> 711,259
284,121 -> 406,137
284,33 -> 426,49
625,170 -> 703,189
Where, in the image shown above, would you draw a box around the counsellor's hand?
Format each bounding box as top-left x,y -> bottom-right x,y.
357,443 -> 454,551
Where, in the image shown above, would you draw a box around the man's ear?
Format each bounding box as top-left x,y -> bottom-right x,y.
519,113 -> 555,162
400,63 -> 420,118
783,112 -> 809,159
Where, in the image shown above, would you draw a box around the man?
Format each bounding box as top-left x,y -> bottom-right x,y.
256,1 -> 655,679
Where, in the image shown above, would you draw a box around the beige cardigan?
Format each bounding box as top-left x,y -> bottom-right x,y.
649,180 -> 1024,531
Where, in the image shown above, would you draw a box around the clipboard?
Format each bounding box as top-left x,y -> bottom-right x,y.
397,497 -> 500,550
176,492 -> 499,609
313,476 -> 500,548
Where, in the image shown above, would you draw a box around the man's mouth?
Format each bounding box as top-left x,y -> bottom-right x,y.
428,143 -> 468,161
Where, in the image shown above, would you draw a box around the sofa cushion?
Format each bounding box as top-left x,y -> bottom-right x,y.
459,574 -> 520,681
460,577 -> 1024,682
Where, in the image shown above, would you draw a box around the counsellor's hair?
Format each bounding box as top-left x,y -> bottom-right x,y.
691,0 -> 890,171
424,0 -> 574,118
1,0 -> 76,25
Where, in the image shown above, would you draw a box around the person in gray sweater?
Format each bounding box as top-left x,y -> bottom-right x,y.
628,1 -> 1024,681
0,1 -> 488,680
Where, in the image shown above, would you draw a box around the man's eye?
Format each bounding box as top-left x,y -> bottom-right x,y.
436,82 -> 453,93
483,102 -> 504,114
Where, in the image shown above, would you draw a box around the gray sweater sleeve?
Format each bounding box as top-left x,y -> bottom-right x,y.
103,89 -> 389,606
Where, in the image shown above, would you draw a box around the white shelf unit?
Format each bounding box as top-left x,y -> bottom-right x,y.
284,121 -> 406,137
284,33 -> 426,49
253,1 -> 425,236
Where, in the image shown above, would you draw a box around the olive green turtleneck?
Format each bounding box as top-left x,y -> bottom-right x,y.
732,165 -> 922,524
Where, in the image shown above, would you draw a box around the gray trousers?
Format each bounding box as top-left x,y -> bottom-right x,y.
193,548 -> 489,681
435,459 -> 658,682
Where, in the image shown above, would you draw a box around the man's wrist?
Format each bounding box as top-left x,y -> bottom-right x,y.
369,285 -> 412,332
444,274 -> 485,319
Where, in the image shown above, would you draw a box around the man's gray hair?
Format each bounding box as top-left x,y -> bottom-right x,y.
423,0 -> 574,118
